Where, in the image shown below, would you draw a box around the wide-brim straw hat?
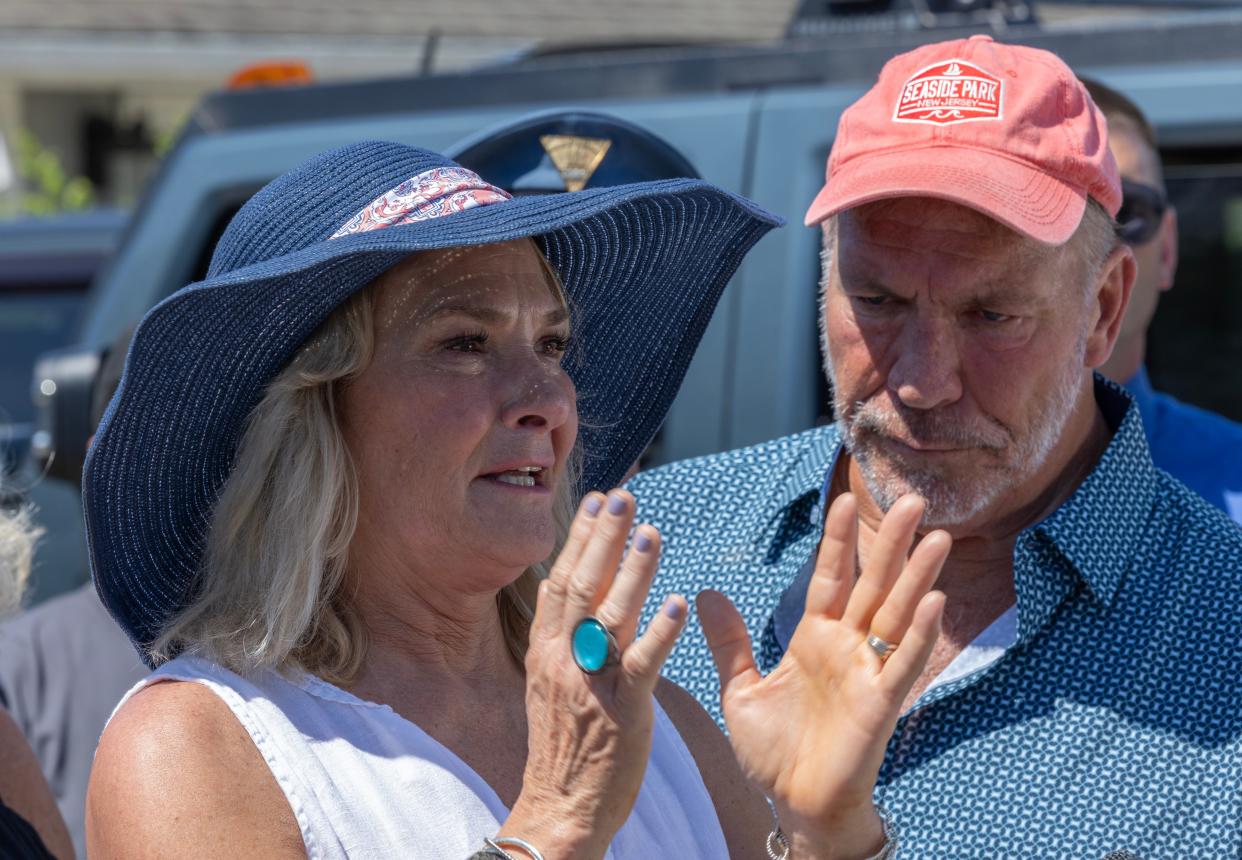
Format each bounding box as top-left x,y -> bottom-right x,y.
83,140 -> 780,651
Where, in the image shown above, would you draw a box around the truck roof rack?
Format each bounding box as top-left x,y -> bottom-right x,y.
181,6 -> 1242,147
787,0 -> 1037,37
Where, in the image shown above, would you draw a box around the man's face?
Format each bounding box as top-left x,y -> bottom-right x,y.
1110,122 -> 1176,342
822,198 -> 1094,528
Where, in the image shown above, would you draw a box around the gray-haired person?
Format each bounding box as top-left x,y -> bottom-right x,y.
635,37 -> 1242,856
0,490 -> 75,859
0,328 -> 147,860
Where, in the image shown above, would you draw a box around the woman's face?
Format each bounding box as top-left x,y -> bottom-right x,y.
340,240 -> 577,593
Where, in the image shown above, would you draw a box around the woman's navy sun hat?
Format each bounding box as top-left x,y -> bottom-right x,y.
83,140 -> 780,652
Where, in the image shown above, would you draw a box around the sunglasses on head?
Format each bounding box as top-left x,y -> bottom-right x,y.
1116,179 -> 1168,246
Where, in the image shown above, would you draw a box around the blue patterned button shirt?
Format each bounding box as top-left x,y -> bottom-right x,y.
631,379 -> 1242,858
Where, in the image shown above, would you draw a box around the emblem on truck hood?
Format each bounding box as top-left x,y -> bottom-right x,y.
893,58 -> 1003,126
539,134 -> 612,191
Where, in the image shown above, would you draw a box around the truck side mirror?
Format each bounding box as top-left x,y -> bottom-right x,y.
30,345 -> 103,487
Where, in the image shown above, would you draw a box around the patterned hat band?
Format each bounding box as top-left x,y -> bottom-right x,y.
331,166 -> 512,239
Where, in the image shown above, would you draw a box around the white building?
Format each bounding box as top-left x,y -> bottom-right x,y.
0,0 -> 795,208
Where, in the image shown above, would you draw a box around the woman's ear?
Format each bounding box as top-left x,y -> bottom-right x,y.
1085,244 -> 1137,369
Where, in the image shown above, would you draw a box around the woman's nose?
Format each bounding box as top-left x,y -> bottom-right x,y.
500,361 -> 574,431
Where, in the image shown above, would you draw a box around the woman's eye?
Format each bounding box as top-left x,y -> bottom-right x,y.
541,334 -> 571,356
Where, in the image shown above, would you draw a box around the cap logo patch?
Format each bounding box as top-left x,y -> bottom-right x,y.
540,135 -> 612,192
893,59 -> 1003,125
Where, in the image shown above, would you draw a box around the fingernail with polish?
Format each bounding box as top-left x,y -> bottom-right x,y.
584,495 -> 602,517
607,492 -> 626,515
662,598 -> 684,621
635,532 -> 652,553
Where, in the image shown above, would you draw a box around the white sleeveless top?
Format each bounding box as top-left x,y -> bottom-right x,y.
116,655 -> 729,859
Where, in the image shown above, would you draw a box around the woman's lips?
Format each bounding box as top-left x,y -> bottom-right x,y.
477,465 -> 553,494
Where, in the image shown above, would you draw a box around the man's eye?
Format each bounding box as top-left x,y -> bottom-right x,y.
854,296 -> 889,307
447,332 -> 488,352
978,310 -> 1012,323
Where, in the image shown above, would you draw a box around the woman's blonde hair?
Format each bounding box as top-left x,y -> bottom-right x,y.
151,249 -> 577,683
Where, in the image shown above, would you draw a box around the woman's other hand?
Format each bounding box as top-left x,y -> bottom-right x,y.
698,492 -> 949,860
501,490 -> 687,860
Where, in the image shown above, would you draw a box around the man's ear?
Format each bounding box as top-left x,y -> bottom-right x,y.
1085,244 -> 1137,369
1157,206 -> 1179,293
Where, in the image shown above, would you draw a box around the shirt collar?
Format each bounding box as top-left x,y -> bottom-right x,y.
771,424 -> 842,515
1021,375 -> 1157,610
1122,365 -> 1158,441
771,377 -> 1157,651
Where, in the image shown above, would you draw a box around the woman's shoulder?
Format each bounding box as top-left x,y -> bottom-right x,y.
99,655 -> 266,769
88,669 -> 304,859
92,674 -> 270,801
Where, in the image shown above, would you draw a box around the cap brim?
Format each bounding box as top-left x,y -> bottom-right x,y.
804,146 -> 1086,245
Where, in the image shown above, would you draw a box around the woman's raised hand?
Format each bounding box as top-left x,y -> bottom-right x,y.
501,489 -> 686,860
697,492 -> 949,860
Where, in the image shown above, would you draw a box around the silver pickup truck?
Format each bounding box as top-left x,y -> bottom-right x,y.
27,6 -> 1242,599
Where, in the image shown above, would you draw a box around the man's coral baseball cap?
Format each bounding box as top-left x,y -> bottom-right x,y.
805,35 -> 1121,244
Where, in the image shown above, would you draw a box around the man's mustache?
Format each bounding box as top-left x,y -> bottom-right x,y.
843,398 -> 1010,451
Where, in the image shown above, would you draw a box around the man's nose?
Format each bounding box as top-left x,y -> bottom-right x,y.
886,316 -> 963,410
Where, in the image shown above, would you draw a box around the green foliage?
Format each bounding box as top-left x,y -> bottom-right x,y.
153,117 -> 185,158
1,129 -> 95,218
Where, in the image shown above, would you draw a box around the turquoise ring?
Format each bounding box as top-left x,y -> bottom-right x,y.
572,617 -> 620,674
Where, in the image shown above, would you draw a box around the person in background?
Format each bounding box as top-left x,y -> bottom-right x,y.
0,329 -> 147,860
634,36 -> 1242,856
1083,78 -> 1242,523
0,488 -> 76,859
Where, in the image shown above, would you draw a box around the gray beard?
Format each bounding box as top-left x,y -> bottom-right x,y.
826,347 -> 1085,529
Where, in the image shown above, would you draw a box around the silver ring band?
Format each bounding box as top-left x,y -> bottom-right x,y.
571,616 -> 621,674
866,632 -> 898,661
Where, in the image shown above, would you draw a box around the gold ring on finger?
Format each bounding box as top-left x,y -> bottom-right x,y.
866,632 -> 898,662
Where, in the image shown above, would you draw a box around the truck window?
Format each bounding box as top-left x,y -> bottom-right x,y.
0,289 -> 85,428
188,203 -> 246,286
1150,156 -> 1242,421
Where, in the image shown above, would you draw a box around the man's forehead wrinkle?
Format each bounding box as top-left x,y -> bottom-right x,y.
838,239 -> 1056,312
852,216 -> 1017,264
846,197 -> 1049,261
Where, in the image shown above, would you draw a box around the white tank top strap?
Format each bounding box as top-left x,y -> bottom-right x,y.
112,655 -> 728,859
